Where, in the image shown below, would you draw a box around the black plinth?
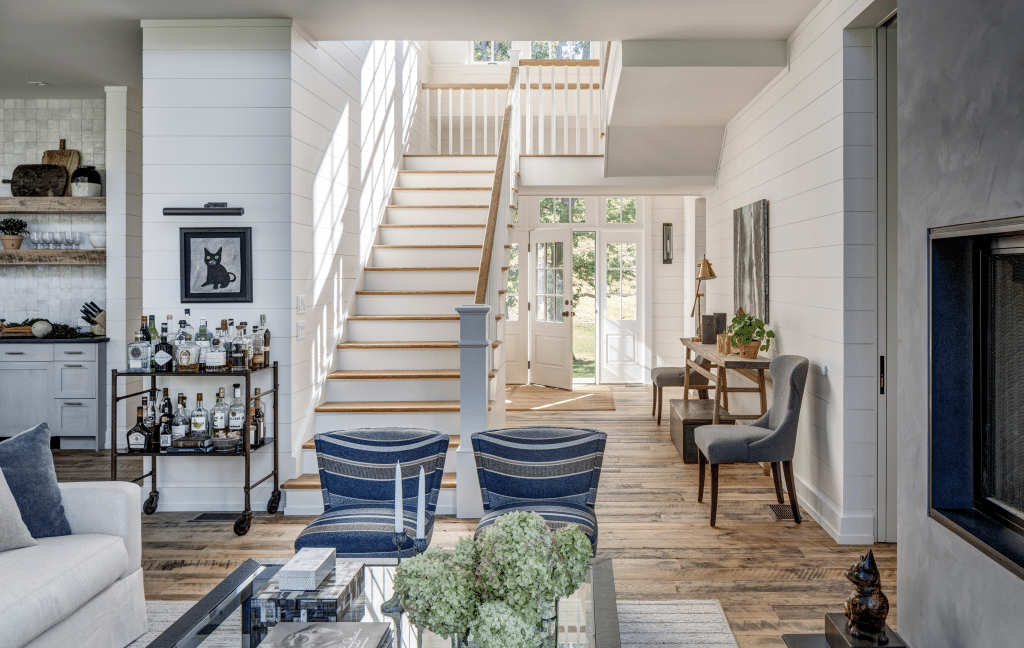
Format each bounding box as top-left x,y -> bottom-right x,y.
825,613 -> 906,648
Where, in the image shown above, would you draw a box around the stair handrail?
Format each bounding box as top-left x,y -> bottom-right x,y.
474,63 -> 520,305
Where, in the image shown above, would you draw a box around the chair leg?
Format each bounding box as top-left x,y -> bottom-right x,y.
657,385 -> 663,425
771,462 -> 784,504
710,463 -> 719,527
652,385 -> 658,417
782,461 -> 802,523
698,451 -> 706,502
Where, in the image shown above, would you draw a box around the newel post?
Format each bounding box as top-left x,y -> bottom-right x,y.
456,304 -> 490,518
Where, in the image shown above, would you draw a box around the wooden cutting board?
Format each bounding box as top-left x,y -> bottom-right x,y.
41,139 -> 79,196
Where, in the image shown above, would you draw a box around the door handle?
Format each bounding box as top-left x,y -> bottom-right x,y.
562,311 -> 570,317
63,402 -> 84,406
64,364 -> 83,368
4,351 -> 24,355
63,351 -> 83,355
571,312 -> 576,316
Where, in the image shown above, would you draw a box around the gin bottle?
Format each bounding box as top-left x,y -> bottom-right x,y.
190,393 -> 210,437
153,324 -> 175,372
194,318 -> 212,370
228,384 -> 246,439
147,315 -> 159,345
171,394 -> 190,440
211,387 -> 230,436
250,324 -> 265,369
127,332 -> 152,373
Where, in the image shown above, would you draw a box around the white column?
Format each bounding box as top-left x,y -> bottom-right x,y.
456,304 -> 490,518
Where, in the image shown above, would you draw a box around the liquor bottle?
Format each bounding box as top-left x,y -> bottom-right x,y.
250,324 -> 265,369
157,395 -> 173,451
237,324 -> 253,368
190,393 -> 210,437
229,383 -> 246,440
260,314 -> 271,367
211,387 -> 229,436
126,407 -> 148,453
226,319 -> 236,343
141,396 -> 154,429
139,316 -> 151,343
229,326 -> 249,371
205,338 -> 228,373
249,387 -> 265,447
127,332 -> 152,373
175,335 -> 200,373
171,394 -> 190,440
160,387 -> 174,419
147,315 -> 159,345
194,318 -> 211,370
153,324 -> 175,372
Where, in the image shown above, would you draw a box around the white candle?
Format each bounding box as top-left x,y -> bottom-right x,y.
416,466 -> 426,539
394,461 -> 403,533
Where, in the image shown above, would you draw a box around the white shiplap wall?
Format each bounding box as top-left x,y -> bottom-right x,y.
288,36 -> 430,458
140,20 -> 293,509
702,0 -> 879,543
649,196 -> 702,370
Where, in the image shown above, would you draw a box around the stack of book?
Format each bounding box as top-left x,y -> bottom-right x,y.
259,621 -> 393,648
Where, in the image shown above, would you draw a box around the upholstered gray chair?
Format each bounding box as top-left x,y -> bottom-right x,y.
652,356 -> 710,425
694,355 -> 809,526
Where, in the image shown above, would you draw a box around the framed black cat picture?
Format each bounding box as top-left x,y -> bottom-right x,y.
179,227 -> 253,303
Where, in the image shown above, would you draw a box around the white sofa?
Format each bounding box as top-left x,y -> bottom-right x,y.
0,482 -> 148,648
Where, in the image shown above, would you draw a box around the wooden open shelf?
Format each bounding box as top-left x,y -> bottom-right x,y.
0,197 -> 106,213
0,249 -> 105,265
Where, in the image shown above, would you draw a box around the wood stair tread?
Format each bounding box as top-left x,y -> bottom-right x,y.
281,474 -> 321,489
398,170 -> 493,174
302,434 -> 461,450
355,290 -> 474,295
316,401 -> 462,413
392,187 -> 491,191
337,341 -> 459,349
386,205 -> 489,209
441,473 -> 456,489
403,154 -> 497,157
379,223 -> 485,228
373,245 -> 482,249
328,369 -> 461,380
347,315 -> 460,321
364,266 -> 477,272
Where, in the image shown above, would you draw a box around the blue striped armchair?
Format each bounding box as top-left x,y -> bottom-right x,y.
294,428 -> 449,558
471,426 -> 607,552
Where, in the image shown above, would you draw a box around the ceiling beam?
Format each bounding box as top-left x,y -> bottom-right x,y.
622,39 -> 787,68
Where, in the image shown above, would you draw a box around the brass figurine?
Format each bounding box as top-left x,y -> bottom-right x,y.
844,550 -> 890,644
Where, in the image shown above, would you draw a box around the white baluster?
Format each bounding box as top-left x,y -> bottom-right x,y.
448,89 -> 453,155
483,88 -> 488,155
550,66 -> 556,154
588,66 -> 594,155
424,87 -> 431,153
537,66 -> 544,155
563,68 -> 569,155
576,65 -> 581,155
460,88 -> 465,155
471,88 -> 477,155
437,87 -> 442,155
494,83 -> 500,156
525,66 -> 533,154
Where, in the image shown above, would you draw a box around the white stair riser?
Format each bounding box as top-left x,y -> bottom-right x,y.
373,247 -> 482,267
337,347 -> 459,370
345,320 -> 460,341
404,157 -> 497,171
283,488 -> 323,516
356,293 -> 472,316
325,377 -> 460,401
364,270 -> 477,291
436,489 -> 455,516
302,444 -> 459,474
385,208 -> 489,225
391,189 -> 491,206
398,173 -> 493,188
315,411 -> 461,434
378,228 -> 484,245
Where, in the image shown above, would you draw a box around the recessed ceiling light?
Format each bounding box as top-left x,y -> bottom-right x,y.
28,81 -> 50,86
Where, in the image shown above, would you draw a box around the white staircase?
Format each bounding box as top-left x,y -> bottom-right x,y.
283,155 -> 501,516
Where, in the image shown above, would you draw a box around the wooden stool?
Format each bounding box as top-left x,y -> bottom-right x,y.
669,399 -> 728,463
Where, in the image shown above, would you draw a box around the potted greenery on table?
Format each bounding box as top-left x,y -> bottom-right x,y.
394,511 -> 592,648
0,218 -> 29,250
726,313 -> 775,359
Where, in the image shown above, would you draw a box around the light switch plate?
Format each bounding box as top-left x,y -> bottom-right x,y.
297,295 -> 307,314
296,320 -> 306,340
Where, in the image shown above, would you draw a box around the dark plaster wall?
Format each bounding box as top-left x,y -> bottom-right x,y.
899,1 -> 1024,645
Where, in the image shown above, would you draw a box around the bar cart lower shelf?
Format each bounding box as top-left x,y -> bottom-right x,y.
109,362 -> 280,536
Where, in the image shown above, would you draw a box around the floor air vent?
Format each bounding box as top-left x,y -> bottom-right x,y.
766,504 -> 796,521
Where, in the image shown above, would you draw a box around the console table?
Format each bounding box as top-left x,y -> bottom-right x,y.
679,338 -> 771,424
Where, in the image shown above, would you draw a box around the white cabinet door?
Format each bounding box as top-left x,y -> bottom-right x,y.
0,362 -> 53,436
53,362 -> 97,399
529,229 -> 573,390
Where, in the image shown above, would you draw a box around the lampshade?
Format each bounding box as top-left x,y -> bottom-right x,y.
696,256 -> 716,280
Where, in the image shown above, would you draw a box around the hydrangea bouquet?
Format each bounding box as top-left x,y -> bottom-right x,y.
394,511 -> 591,648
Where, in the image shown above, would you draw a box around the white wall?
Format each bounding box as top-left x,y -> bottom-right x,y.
288,36 -> 429,458
649,196 -> 702,369
701,0 -> 878,544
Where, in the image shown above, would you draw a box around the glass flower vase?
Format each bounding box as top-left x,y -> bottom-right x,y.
451,631 -> 474,648
538,599 -> 559,648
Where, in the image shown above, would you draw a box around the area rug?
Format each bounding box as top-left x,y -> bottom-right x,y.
133,599 -> 737,647
505,385 -> 616,411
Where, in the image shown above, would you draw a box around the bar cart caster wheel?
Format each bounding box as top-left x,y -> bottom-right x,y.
142,494 -> 159,515
267,491 -> 281,514
233,513 -> 252,536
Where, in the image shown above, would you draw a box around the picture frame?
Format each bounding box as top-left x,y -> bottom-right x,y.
179,227 -> 252,303
733,199 -> 769,323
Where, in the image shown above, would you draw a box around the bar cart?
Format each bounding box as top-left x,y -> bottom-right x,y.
109,362 -> 280,536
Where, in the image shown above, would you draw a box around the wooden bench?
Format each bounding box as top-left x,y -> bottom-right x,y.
669,399 -> 733,464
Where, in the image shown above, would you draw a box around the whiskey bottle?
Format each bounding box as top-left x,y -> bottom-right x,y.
160,388 -> 174,421
175,336 -> 200,373
195,318 -> 211,370
142,396 -> 155,429
139,316 -> 151,343
260,314 -> 271,367
249,387 -> 265,447
228,384 -> 246,439
126,407 -> 148,453
153,324 -> 175,372
127,332 -> 152,373
157,403 -> 172,451
229,326 -> 249,371
211,387 -> 229,436
250,324 -> 265,369
171,394 -> 190,440
190,393 -> 210,437
182,309 -> 195,341
205,338 -> 228,373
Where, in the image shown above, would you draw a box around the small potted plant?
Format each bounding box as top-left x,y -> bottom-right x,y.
726,313 -> 775,359
0,218 -> 29,250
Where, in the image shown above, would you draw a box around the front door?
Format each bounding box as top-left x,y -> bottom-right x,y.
529,228 -> 573,390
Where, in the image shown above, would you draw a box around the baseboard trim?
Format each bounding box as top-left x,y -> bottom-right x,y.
794,473 -> 876,545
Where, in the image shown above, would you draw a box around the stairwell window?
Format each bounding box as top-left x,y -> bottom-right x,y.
606,198 -> 638,224
540,197 -> 587,224
473,41 -> 511,63
531,41 -> 592,60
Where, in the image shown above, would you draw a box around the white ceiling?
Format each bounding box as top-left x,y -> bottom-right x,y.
0,0 -> 820,94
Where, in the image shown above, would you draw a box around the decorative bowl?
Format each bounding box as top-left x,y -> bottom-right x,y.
211,435 -> 241,452
88,234 -> 106,249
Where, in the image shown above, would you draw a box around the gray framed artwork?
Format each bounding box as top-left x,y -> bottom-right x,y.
180,227 -> 253,303
733,199 -> 768,322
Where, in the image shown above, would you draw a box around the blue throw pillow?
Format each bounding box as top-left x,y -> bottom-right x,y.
0,423 -> 72,538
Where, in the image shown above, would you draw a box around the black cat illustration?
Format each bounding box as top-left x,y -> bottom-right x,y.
200,247 -> 237,290
844,549 -> 890,644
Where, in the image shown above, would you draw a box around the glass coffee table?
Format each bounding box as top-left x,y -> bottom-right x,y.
144,558 -> 620,648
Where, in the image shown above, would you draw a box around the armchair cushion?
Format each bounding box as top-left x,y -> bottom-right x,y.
474,502 -> 598,549
294,504 -> 434,558
59,481 -> 142,575
0,423 -> 72,538
694,425 -> 770,464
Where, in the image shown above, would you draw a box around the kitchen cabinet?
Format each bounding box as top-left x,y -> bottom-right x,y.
0,340 -> 107,449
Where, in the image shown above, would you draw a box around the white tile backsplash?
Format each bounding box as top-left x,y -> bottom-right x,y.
0,265 -> 106,329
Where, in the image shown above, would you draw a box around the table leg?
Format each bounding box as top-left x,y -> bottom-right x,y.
682,347 -> 692,401
713,366 -> 725,423
721,368 -> 730,412
757,368 -> 768,414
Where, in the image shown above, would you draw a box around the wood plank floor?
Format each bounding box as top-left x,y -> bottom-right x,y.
52,385 -> 896,648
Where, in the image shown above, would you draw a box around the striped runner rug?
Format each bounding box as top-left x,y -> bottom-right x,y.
131,599 -> 738,647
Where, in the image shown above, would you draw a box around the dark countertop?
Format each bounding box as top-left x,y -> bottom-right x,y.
0,337 -> 109,344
